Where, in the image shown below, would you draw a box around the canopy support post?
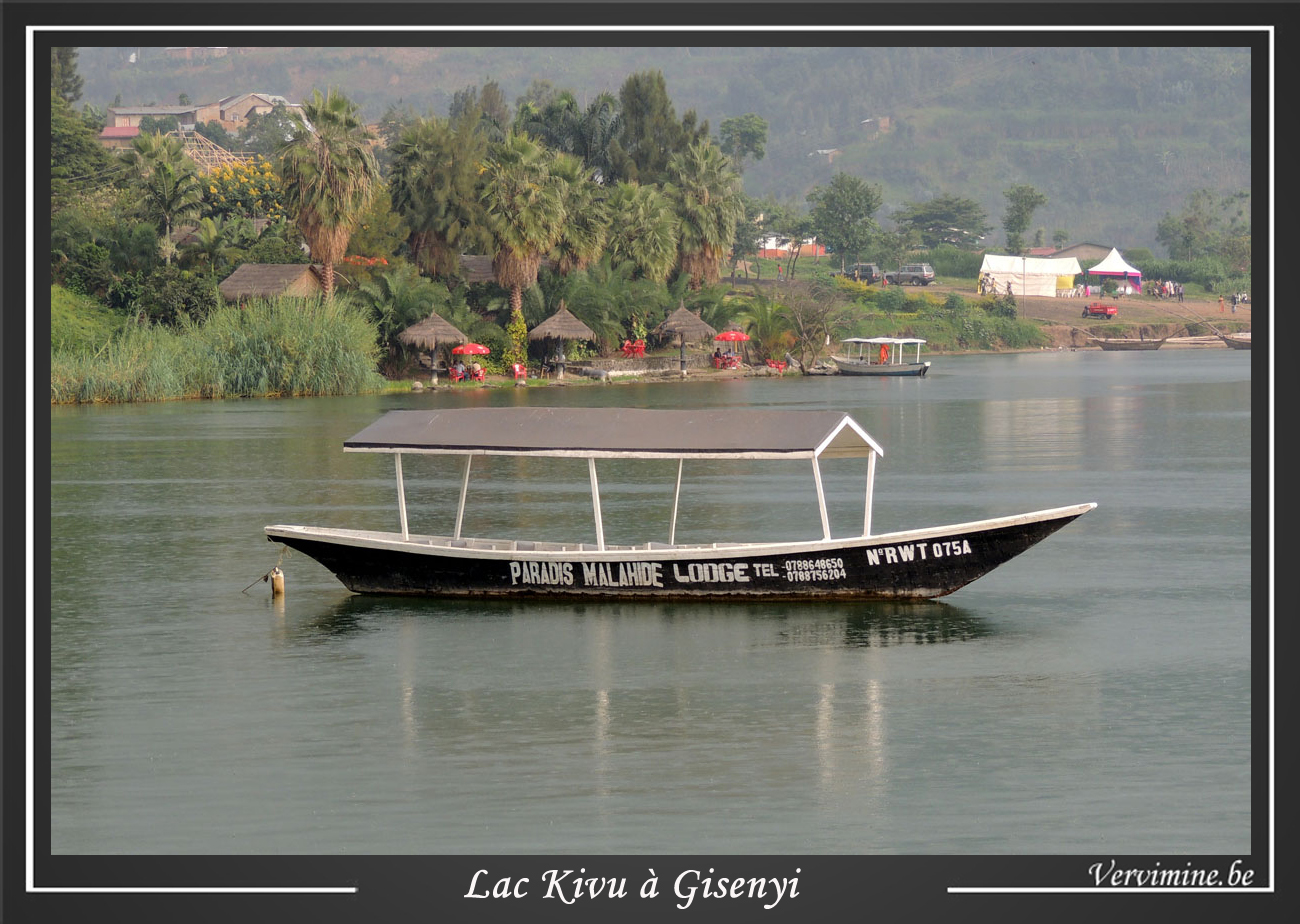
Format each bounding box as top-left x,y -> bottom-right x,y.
395,453 -> 409,541
589,458 -> 606,550
812,456 -> 831,541
863,452 -> 877,537
669,457 -> 684,545
454,455 -> 472,539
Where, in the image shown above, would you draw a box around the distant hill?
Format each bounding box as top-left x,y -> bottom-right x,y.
71,44 -> 1253,253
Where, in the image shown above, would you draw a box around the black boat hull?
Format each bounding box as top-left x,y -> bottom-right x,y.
267,506 -> 1091,601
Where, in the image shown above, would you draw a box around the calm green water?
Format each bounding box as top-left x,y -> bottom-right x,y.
46,350 -> 1256,854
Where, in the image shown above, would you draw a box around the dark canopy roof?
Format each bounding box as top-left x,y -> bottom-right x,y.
344,407 -> 883,460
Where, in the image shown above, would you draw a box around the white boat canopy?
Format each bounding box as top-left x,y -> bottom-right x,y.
838,337 -> 928,365
344,408 -> 885,547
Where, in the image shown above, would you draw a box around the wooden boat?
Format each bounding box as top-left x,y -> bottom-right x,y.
833,337 -> 931,376
1219,332 -> 1251,350
1091,336 -> 1168,351
265,408 -> 1094,601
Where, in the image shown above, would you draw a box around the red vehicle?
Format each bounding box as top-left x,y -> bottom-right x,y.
1082,303 -> 1119,319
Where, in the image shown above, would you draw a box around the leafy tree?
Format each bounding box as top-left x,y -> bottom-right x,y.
890,193 -> 991,249
450,80 -> 511,142
664,139 -> 746,290
373,100 -> 419,172
480,131 -> 567,363
132,265 -> 222,325
607,70 -> 708,186
806,172 -> 882,270
238,103 -> 306,158
194,119 -> 239,153
718,113 -> 768,174
277,88 -> 380,298
604,181 -> 678,283
515,78 -> 561,112
345,185 -> 408,265
51,47 -> 83,103
202,157 -> 287,222
50,90 -> 115,210
79,102 -> 108,131
138,114 -> 180,135
778,280 -> 854,371
729,194 -> 767,279
387,111 -> 491,279
1155,188 -> 1250,262
1001,184 -> 1048,254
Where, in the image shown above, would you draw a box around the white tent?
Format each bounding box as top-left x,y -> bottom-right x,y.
978,254 -> 1083,297
1086,247 -> 1143,293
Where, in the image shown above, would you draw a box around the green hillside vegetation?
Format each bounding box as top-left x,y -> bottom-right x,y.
74,45 -> 1252,251
51,284 -> 128,353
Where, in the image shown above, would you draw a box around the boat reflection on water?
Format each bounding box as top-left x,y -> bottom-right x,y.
287,593 -> 991,650
778,600 -> 991,648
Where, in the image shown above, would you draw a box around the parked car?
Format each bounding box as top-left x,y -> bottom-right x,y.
884,263 -> 935,286
832,263 -> 883,283
1081,303 -> 1119,318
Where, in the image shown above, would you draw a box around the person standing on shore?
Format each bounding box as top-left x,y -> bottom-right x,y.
1219,295 -> 1225,313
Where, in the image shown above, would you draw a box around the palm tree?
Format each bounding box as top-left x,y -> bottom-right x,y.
663,139 -> 745,290
479,131 -> 567,364
277,88 -> 379,299
119,132 -> 204,265
351,262 -> 443,355
388,112 -> 490,280
182,215 -> 235,275
550,152 -> 609,275
604,181 -> 677,283
138,160 -> 205,265
118,131 -> 190,181
734,287 -> 796,364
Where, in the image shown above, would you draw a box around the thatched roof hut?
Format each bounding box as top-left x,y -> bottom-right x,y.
398,313 -> 469,351
528,303 -> 596,343
218,263 -> 324,302
654,302 -> 718,342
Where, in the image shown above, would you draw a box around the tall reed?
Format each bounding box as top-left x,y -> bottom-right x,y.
51,296 -> 387,403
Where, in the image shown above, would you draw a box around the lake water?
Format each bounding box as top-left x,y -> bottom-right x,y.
42,350 -> 1259,872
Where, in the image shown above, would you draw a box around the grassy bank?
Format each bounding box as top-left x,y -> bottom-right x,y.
51,295 -> 388,404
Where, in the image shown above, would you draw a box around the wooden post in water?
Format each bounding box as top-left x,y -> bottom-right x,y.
270,567 -> 284,597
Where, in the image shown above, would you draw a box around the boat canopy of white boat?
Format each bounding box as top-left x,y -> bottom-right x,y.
838,337 -> 928,364
343,407 -> 886,550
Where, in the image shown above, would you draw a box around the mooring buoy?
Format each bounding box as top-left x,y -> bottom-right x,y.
270,566 -> 284,597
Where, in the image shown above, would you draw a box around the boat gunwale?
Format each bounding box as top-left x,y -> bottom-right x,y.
265,502 -> 1097,561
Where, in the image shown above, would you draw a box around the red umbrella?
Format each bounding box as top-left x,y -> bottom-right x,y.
452,343 -> 491,355
714,330 -> 750,342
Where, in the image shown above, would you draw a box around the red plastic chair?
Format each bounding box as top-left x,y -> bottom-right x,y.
449,367 -> 465,383
633,339 -> 646,357
471,367 -> 486,382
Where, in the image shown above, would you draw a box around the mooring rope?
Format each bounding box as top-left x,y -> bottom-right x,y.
242,545 -> 289,594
